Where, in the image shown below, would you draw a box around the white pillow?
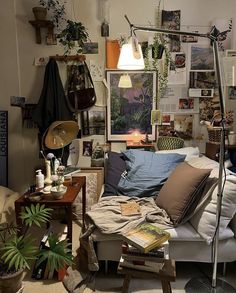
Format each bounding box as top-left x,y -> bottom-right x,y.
188,155 -> 230,178
156,146 -> 200,161
190,174 -> 236,243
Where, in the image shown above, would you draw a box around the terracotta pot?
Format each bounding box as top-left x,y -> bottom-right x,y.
0,269 -> 24,293
32,7 -> 47,21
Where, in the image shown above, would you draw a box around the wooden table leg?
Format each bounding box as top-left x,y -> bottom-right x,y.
67,204 -> 73,248
122,274 -> 131,293
82,179 -> 86,232
161,280 -> 172,293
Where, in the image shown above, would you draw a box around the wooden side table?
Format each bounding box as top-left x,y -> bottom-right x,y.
118,259 -> 176,293
14,176 -> 86,246
205,142 -> 236,161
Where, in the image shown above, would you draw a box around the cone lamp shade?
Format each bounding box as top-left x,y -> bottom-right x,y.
44,121 -> 79,149
118,73 -> 132,88
117,43 -> 145,70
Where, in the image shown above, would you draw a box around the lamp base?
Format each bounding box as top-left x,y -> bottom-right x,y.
185,277 -> 236,293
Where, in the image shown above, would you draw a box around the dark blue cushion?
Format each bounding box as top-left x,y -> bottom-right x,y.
117,149 -> 186,197
102,151 -> 126,196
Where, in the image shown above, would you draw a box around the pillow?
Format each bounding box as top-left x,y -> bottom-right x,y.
190,174 -> 236,243
102,151 -> 126,196
188,155 -> 230,178
156,146 -> 200,161
117,150 -> 186,197
155,162 -> 211,226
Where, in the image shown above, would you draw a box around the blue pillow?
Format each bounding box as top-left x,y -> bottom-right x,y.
117,149 -> 186,197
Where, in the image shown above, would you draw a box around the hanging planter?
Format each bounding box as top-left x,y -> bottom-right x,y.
32,6 -> 47,20
57,20 -> 89,55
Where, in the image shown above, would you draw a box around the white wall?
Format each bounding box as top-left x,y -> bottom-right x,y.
1,0 -> 236,192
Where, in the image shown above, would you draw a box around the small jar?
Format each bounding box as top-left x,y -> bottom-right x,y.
228,131 -> 236,145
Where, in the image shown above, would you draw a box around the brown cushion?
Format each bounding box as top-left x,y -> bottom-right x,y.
155,162 -> 211,226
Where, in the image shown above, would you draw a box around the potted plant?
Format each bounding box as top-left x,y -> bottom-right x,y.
33,0 -> 66,28
143,0 -> 174,103
0,203 -> 73,293
57,20 -> 89,55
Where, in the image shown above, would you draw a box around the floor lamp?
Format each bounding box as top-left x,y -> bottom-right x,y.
118,15 -> 236,293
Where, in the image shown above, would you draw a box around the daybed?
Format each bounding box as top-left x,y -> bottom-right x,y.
81,147 -> 236,271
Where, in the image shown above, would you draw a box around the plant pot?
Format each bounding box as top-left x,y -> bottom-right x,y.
51,185 -> 67,199
32,7 -> 47,21
0,269 -> 24,293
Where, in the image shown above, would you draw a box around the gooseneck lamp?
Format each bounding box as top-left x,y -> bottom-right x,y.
118,15 -> 235,293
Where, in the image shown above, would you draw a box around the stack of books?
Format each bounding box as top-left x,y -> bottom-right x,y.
119,222 -> 171,273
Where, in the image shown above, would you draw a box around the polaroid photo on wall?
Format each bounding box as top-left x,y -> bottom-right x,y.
189,88 -> 214,97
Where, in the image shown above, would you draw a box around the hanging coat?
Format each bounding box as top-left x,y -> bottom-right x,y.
32,58 -> 73,135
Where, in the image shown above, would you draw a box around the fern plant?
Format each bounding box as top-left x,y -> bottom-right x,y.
0,203 -> 73,274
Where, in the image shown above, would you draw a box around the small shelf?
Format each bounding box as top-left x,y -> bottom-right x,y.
29,20 -> 54,44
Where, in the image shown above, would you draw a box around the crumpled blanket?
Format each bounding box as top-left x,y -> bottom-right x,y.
79,195 -> 173,271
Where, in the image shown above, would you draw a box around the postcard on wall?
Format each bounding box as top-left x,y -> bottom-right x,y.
174,114 -> 193,140
81,106 -> 106,136
190,45 -> 215,71
181,32 -> 198,43
212,18 -> 233,51
189,71 -> 215,89
222,56 -> 236,86
151,110 -> 162,125
158,119 -> 175,136
228,86 -> 236,99
189,88 -> 214,98
199,97 -> 220,121
168,52 -> 187,85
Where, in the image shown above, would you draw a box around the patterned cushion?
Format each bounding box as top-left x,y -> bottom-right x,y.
157,136 -> 184,150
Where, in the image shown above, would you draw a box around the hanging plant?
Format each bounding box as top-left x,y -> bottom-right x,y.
57,20 -> 89,55
144,34 -> 174,101
38,0 -> 66,29
144,0 -> 175,102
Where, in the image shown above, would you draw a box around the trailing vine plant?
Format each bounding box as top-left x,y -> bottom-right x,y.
143,0 -> 175,103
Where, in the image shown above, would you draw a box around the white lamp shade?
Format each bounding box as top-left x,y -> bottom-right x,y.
118,74 -> 132,88
117,43 -> 145,70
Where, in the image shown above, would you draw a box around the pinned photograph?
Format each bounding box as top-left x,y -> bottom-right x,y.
228,86 -> 236,99
151,110 -> 162,125
190,45 -> 214,71
189,71 -> 215,89
174,114 -> 193,140
179,98 -> 194,110
83,141 -> 92,156
181,33 -> 198,43
83,42 -> 99,54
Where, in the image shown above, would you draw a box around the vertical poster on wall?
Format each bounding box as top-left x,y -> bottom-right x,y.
0,111 -> 8,187
162,10 -> 181,52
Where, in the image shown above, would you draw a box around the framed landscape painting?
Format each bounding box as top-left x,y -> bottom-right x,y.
106,70 -> 157,141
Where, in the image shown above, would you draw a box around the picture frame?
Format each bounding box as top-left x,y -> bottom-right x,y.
81,106 -> 106,136
106,70 -> 157,141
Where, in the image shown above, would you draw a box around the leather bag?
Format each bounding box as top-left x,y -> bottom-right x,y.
67,61 -> 96,112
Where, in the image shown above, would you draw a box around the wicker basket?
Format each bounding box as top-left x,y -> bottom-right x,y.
207,126 -> 229,144
157,136 -> 184,150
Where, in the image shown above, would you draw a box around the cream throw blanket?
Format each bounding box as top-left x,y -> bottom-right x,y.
80,195 -> 173,271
